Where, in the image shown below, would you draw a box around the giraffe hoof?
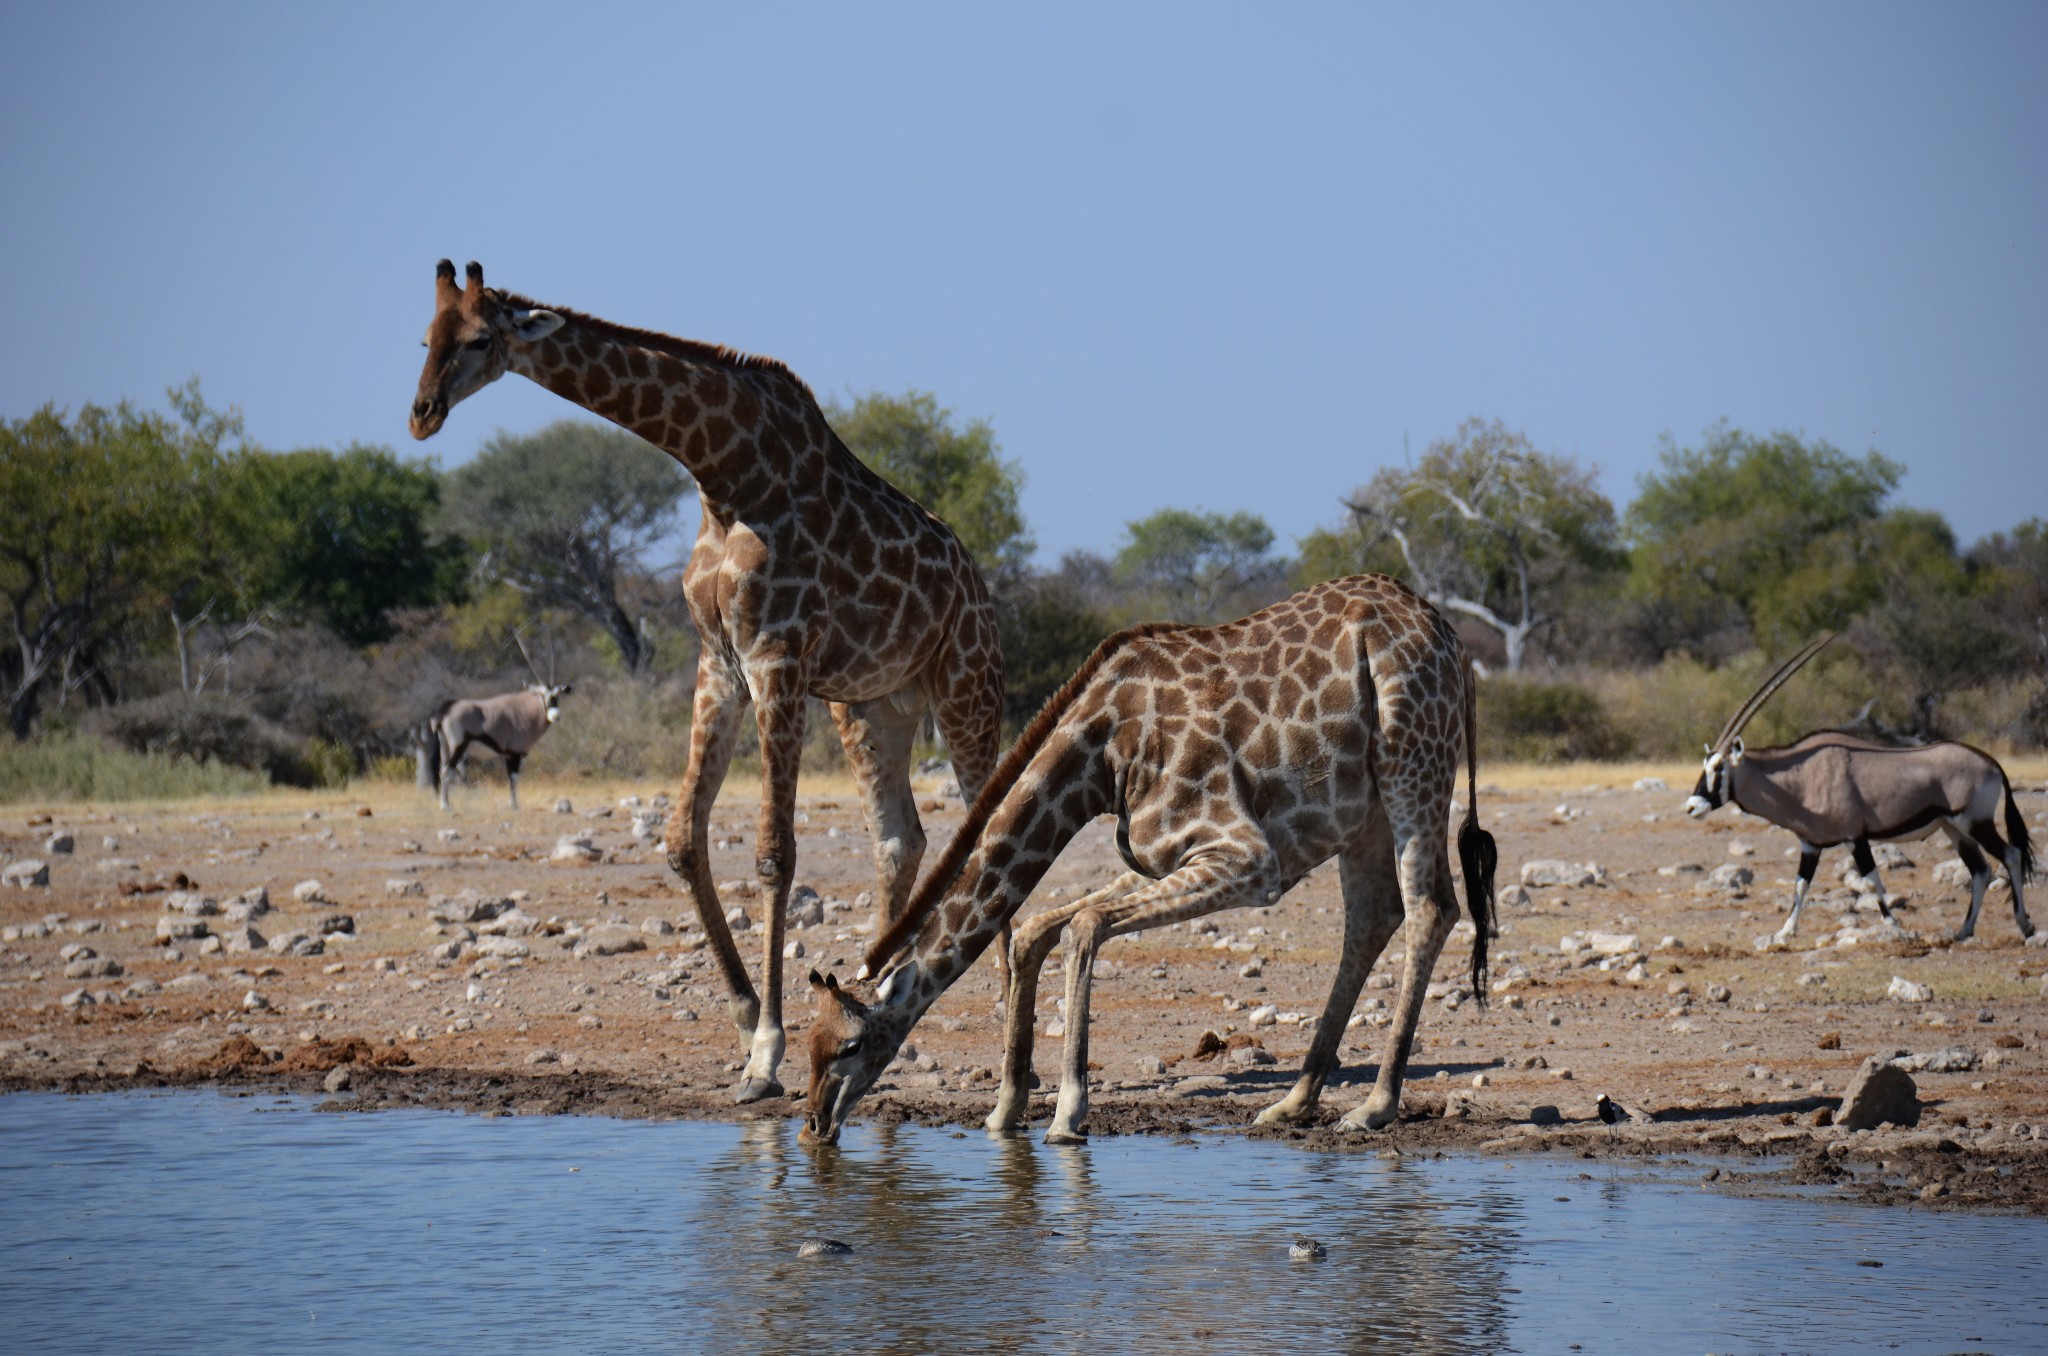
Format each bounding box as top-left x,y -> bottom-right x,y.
1254,1101 -> 1306,1127
733,1077 -> 785,1105
1043,1128 -> 1088,1146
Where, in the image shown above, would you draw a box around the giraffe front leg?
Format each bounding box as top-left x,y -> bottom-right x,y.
1343,837 -> 1457,1133
989,906 -> 1070,1134
1043,849 -> 1277,1144
665,655 -> 758,1040
1261,814 -> 1401,1126
736,667 -> 807,1104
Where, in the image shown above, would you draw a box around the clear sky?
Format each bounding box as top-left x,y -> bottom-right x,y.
3,2 -> 2043,562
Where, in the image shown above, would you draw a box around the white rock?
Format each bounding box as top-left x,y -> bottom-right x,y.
1247,1004 -> 1278,1027
553,799 -> 574,814
386,878 -> 426,898
1520,860 -> 1599,889
1585,931 -> 1639,957
218,923 -> 267,954
1727,839 -> 1757,857
1932,859 -> 1972,888
551,835 -> 601,864
44,832 -> 75,855
292,880 -> 327,904
1496,884 -> 1531,910
2,860 -> 51,889
242,990 -> 271,1012
1703,864 -> 1754,892
1886,975 -> 1933,1003
1632,777 -> 1669,792
472,936 -> 531,959
1893,1046 -> 1978,1073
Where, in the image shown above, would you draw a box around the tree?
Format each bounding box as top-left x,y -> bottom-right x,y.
1325,419 -> 1619,670
0,400 -> 191,737
1112,508 -> 1287,623
440,420 -> 691,674
825,391 -> 1033,581
1625,425 -> 1901,655
244,443 -> 468,648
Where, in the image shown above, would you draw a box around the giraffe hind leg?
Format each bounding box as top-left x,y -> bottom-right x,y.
1343,831 -> 1459,1132
665,656 -> 760,1041
1260,806 -> 1401,1125
829,697 -> 927,929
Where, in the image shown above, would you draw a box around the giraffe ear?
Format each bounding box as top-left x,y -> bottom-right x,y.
509,309 -> 565,342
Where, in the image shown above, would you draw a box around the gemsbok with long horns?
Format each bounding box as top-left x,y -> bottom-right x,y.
1684,634 -> 2036,943
427,636 -> 572,811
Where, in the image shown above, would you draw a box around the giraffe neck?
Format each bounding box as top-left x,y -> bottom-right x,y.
503,300 -> 816,514
891,740 -> 1117,1013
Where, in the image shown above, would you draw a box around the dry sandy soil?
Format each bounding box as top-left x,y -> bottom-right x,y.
5,761 -> 2047,1214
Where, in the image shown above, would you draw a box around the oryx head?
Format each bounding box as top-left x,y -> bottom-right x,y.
410,259 -> 565,439
799,966 -> 921,1148
531,683 -> 573,724
1686,633 -> 1834,818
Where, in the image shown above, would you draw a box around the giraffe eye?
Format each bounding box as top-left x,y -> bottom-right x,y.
464,336 -> 491,352
837,1038 -> 864,1059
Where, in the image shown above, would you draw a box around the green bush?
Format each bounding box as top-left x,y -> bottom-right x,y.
0,732 -> 267,802
86,692 -> 337,787
1476,677 -> 1633,763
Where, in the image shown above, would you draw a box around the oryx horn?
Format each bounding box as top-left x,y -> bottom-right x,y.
511,628 -> 545,686
1712,632 -> 1835,752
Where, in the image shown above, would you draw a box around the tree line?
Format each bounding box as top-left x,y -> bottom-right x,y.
3,382 -> 2042,787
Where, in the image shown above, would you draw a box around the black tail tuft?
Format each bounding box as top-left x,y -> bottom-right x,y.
1459,817 -> 1499,1002
2006,782 -> 2036,883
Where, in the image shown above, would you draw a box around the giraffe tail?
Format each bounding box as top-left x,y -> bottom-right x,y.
1458,661 -> 1498,1004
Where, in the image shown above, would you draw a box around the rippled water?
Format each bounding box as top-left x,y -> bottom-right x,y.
2,1091 -> 2043,1354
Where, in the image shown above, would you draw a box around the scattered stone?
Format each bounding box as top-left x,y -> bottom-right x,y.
224,887 -> 271,920
554,798 -> 574,814
574,927 -> 646,958
787,884 -> 825,928
323,1066 -> 353,1093
784,940 -> 806,960
292,879 -> 327,904
1702,864 -> 1754,893
1706,983 -> 1732,1004
1496,884 -> 1531,910
1886,976 -> 1933,1004
526,1048 -> 561,1065
1247,1004 -> 1278,1028
1632,777 -> 1668,792
155,916 -> 211,942
1727,838 -> 1756,858
725,905 -> 755,932
242,990 -> 272,1012
1893,1046 -> 1979,1074
1520,860 -> 1602,889
268,931 -> 324,957
1932,858 -> 1972,888
1229,1044 -> 1276,1066
473,936 -> 530,959
1528,1105 -> 1563,1126
1836,1057 -> 1921,1131
551,834 -> 601,864
2,860 -> 51,889
386,878 -> 426,898
44,832 -> 75,855
217,923 -> 267,955
1585,931 -> 1638,957
437,828 -> 462,843
1817,1032 -> 1842,1050
61,988 -> 96,1008
1134,1055 -> 1167,1077
431,891 -> 514,925
165,891 -> 219,917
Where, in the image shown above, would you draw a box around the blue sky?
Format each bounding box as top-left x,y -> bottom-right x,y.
3,3 -> 2043,563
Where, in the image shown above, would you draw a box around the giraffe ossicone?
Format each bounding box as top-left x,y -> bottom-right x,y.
802,573 -> 1497,1147
411,257 -> 1004,1103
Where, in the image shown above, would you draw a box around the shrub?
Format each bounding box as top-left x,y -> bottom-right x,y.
86,693 -> 333,787
1476,677 -> 1632,763
0,732 -> 267,802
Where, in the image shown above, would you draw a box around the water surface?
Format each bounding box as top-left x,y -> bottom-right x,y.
1,1091 -> 2041,1353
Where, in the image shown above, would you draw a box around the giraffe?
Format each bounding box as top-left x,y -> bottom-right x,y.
800,573 -> 1496,1146
410,259 -> 1004,1102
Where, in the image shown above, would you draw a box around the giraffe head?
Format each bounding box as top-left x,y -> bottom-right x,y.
798,967 -> 922,1147
409,259 -> 566,440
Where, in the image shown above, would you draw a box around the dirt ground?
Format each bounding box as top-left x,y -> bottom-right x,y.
5,760 -> 2046,1215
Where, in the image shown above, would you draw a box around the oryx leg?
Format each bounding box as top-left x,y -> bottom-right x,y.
439,735 -> 471,812
1344,829 -> 1460,1133
736,657 -> 809,1104
1260,806 -> 1402,1125
1850,838 -> 1894,923
1933,824 -> 1992,941
1963,815 -> 2032,939
829,696 -> 926,929
664,653 -> 758,1043
1774,842 -> 1823,944
504,751 -> 523,811
1043,842 -> 1282,1145
988,872 -> 1149,1135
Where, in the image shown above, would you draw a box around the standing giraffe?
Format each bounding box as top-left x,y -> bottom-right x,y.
801,573 -> 1495,1146
410,260 -> 1003,1101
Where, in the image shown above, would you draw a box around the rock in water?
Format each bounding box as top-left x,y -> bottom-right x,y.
1836,1057 -> 1921,1131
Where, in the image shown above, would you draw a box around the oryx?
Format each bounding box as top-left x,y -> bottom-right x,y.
426,634 -> 572,811
1685,634 -> 2036,942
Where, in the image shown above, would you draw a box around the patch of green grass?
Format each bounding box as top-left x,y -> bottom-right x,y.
0,732 -> 268,804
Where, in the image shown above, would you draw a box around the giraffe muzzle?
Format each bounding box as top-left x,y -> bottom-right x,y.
410,397 -> 447,440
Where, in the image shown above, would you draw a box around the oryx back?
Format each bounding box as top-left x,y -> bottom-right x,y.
1737,732 -> 2004,849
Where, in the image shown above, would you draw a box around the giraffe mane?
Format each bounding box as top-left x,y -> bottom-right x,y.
859,619 -> 1188,975
494,291 -> 814,396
